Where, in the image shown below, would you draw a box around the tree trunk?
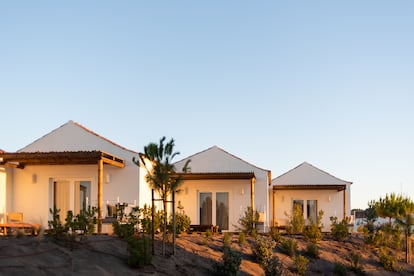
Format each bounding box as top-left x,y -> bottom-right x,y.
163,198 -> 167,256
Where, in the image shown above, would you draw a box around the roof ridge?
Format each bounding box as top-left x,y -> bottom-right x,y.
175,145 -> 270,172
71,121 -> 138,154
272,162 -> 352,184
18,120 -> 138,154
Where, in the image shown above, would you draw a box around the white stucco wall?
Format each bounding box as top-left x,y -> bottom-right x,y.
273,188 -> 349,232
175,179 -> 252,232
10,162 -> 139,228
174,146 -> 271,232
0,168 -> 6,224
3,121 -> 143,228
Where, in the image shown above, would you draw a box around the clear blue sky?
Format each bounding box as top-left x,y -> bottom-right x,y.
1,1 -> 413,210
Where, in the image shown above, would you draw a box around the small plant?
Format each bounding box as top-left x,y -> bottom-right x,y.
140,204 -> 161,234
238,206 -> 259,235
279,238 -> 298,257
379,249 -> 399,271
263,256 -> 284,276
293,255 -> 309,276
215,245 -> 242,276
48,206 -> 97,243
330,216 -> 349,241
304,210 -> 324,244
253,235 -> 276,268
238,231 -> 246,245
223,232 -> 232,247
347,251 -> 364,274
168,211 -> 191,234
269,226 -> 281,243
48,207 -> 65,239
126,235 -> 152,268
205,229 -> 212,238
305,243 -> 319,258
285,204 -> 305,234
333,262 -> 347,276
113,204 -> 140,239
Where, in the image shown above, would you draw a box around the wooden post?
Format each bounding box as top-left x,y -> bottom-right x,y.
250,176 -> 256,212
343,188 -> 346,221
172,191 -> 176,256
151,189 -> 155,255
98,159 -> 103,234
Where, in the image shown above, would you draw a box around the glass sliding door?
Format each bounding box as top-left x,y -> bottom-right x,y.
54,180 -> 70,223
216,192 -> 229,230
307,200 -> 318,223
199,193 -> 212,225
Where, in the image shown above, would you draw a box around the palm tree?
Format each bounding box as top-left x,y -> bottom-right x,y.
134,137 -> 190,255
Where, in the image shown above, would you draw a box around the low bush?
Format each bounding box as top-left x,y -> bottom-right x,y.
293,255 -> 309,276
379,249 -> 400,271
253,235 -> 276,267
330,216 -> 349,241
126,235 -> 152,268
238,206 -> 259,235
333,262 -> 347,276
223,232 -> 232,247
238,231 -> 246,245
279,238 -> 298,257
306,243 -> 319,258
269,226 -> 281,243
215,245 -> 242,276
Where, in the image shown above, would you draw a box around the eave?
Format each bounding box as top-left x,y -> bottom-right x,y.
0,151 -> 125,169
176,172 -> 255,180
273,184 -> 346,191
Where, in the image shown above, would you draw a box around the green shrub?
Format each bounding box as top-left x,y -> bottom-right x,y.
330,216 -> 349,241
333,262 -> 347,276
263,256 -> 284,276
238,231 -> 246,245
215,245 -> 242,276
304,210 -> 324,244
48,206 -> 97,242
293,255 -> 309,276
285,204 -> 305,234
269,226 -> 281,242
348,251 -> 364,274
306,243 -> 319,258
238,206 -> 259,235
168,212 -> 191,234
379,249 -> 399,271
279,238 -> 298,257
205,229 -> 212,238
140,204 -> 162,234
126,235 -> 152,268
223,232 -> 232,247
48,207 -> 65,239
253,235 -> 276,267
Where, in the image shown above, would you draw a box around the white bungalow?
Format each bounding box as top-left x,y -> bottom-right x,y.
174,146 -> 272,233
0,121 -> 149,233
271,162 -> 352,232
1,121 -> 353,235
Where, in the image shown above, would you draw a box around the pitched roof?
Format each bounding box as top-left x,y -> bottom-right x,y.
174,145 -> 269,173
272,162 -> 352,186
18,120 -> 137,154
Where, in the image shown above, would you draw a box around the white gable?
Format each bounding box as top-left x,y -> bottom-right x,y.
174,145 -> 268,174
18,121 -> 137,159
272,162 -> 352,186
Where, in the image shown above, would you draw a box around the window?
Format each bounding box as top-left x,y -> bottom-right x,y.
307,200 -> 318,223
199,192 -> 212,225
292,199 -> 304,216
216,192 -> 229,230
199,192 -> 229,230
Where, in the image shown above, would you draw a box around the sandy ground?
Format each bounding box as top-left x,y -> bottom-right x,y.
0,233 -> 413,275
